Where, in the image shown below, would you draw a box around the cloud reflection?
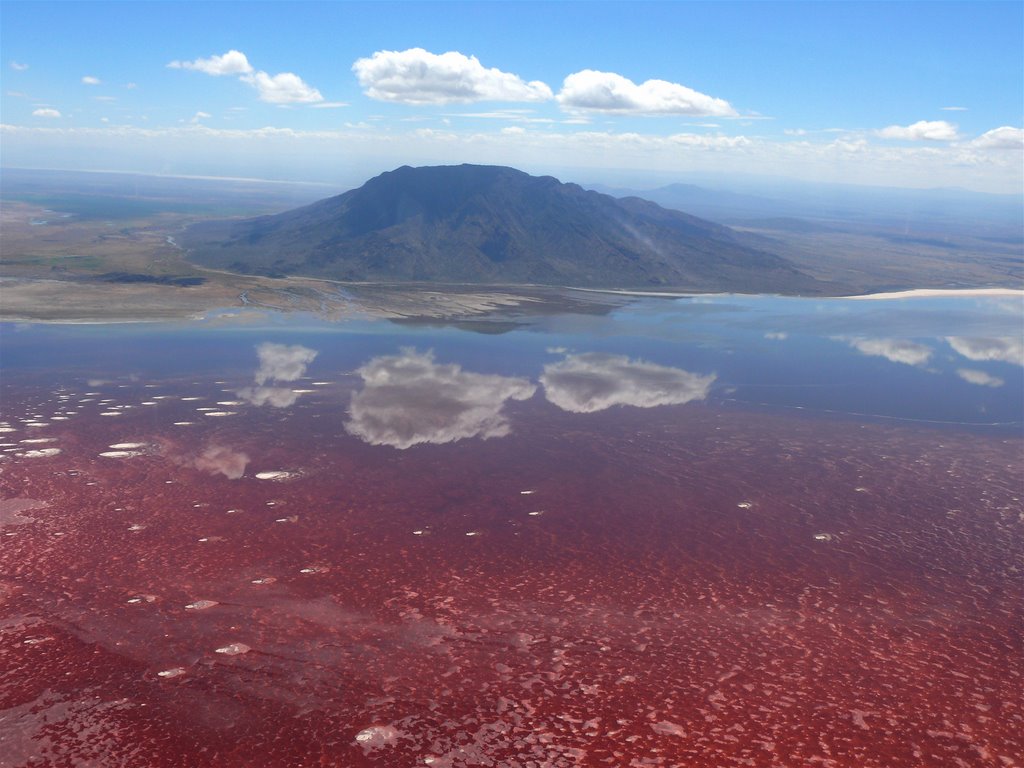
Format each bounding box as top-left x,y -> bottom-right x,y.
237,342 -> 318,408
192,444 -> 249,479
541,352 -> 715,413
845,338 -> 933,367
255,342 -> 318,384
345,348 -> 536,449
946,337 -> 1023,366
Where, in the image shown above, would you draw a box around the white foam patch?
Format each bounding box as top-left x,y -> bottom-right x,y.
109,442 -> 147,449
20,438 -> 57,444
180,397 -> 204,401
216,401 -> 243,406
173,421 -> 196,426
354,725 -> 400,749
157,667 -> 187,678
215,643 -> 251,656
99,450 -> 143,458
203,411 -> 236,417
0,427 -> 16,433
18,448 -> 61,458
99,411 -> 123,417
185,600 -> 218,610
255,471 -> 293,481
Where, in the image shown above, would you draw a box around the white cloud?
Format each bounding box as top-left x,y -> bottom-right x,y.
956,368 -> 1004,388
970,126 -> 1024,150
190,111 -> 211,124
345,348 -> 536,449
241,71 -> 323,104
167,49 -> 253,76
946,336 -> 1023,366
541,352 -> 715,413
254,342 -> 318,384
556,70 -> 736,116
81,75 -> 101,86
764,332 -> 787,340
31,108 -> 60,118
940,106 -> 968,111
846,338 -> 933,366
352,48 -> 553,105
10,61 -> 28,71
309,101 -> 349,109
876,120 -> 958,141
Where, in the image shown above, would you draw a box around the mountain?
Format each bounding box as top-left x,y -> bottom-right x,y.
181,164 -> 826,293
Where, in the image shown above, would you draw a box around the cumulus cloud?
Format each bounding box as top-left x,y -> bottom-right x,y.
556,70 -> 736,116
956,368 -> 1004,388
541,352 -> 715,413
81,75 -> 101,85
846,338 -> 933,366
946,336 -> 1023,366
254,342 -> 318,384
241,70 -> 323,104
352,48 -> 553,105
192,444 -> 249,479
970,126 -> 1024,150
190,111 -> 211,124
344,348 -> 536,448
10,61 -> 28,71
167,50 -> 320,104
31,108 -> 61,118
876,120 -> 958,141
167,49 -> 253,76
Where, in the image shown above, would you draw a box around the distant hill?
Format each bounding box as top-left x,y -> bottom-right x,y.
181,164 -> 827,293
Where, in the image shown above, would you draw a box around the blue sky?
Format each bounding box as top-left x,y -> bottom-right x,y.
2,1 -> 1022,192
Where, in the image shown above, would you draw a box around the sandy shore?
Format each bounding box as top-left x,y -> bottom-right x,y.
840,288 -> 1023,301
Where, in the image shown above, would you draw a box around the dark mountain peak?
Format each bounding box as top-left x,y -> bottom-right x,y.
181,164 -> 826,293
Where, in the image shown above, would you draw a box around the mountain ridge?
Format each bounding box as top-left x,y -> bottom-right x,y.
181,164 -> 828,293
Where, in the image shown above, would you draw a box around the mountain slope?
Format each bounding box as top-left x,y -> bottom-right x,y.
181,164 -> 825,292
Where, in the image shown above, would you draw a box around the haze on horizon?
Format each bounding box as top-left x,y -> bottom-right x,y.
1,1 -> 1022,195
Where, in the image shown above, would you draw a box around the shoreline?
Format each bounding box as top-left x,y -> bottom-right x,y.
836,287 -> 1023,301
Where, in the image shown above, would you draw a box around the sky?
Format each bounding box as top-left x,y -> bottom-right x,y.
2,1 -> 1022,193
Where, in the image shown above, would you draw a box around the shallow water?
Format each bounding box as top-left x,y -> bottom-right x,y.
1,293 -> 1021,766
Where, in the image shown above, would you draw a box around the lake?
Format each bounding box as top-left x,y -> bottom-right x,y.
1,291 -> 1021,766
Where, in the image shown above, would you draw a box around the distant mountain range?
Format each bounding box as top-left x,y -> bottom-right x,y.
181,164 -> 828,293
